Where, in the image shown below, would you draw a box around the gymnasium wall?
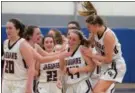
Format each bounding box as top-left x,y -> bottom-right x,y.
2,2 -> 135,28
1,2 -> 135,83
2,2 -> 135,16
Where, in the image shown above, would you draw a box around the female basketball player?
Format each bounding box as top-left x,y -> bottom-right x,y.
2,18 -> 36,93
58,30 -> 95,93
2,19 -> 71,93
81,15 -> 127,93
36,35 -> 62,93
24,25 -> 71,92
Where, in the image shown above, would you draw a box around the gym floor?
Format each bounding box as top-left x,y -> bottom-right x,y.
115,83 -> 135,93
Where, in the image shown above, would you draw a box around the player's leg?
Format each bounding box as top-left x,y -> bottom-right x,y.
106,83 -> 115,93
93,59 -> 126,93
93,79 -> 115,93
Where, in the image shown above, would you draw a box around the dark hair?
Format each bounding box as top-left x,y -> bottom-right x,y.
23,25 -> 39,41
70,30 -> 90,47
8,18 -> 25,37
68,21 -> 81,30
67,27 -> 81,36
86,15 -> 104,26
42,35 -> 55,50
49,28 -> 63,45
68,27 -> 80,30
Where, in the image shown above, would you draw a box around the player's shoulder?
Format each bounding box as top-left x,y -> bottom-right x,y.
4,39 -> 9,44
20,38 -> 32,49
105,28 -> 115,39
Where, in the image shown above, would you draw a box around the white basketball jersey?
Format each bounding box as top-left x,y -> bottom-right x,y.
3,38 -> 28,80
38,59 -> 60,82
94,27 -> 126,72
65,46 -> 91,84
94,27 -> 122,60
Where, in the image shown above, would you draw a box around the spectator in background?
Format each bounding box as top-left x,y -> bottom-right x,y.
48,28 -> 63,45
67,21 -> 82,39
48,28 -> 65,52
67,27 -> 80,38
67,21 -> 81,30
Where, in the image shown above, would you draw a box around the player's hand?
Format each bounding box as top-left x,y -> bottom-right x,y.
59,51 -> 72,59
69,68 -> 79,74
80,46 -> 93,57
59,43 -> 67,52
92,58 -> 102,66
56,80 -> 62,89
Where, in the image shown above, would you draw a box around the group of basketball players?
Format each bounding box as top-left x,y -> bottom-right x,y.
2,2 -> 127,93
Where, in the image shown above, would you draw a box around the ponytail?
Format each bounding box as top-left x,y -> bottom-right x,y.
78,1 -> 97,16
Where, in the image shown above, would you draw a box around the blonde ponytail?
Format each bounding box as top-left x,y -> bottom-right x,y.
78,1 -> 97,16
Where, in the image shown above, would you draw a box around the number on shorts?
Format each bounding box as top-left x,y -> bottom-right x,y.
46,70 -> 57,81
5,60 -> 14,73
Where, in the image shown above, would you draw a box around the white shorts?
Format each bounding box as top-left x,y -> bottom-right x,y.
2,79 -> 32,93
37,82 -> 62,93
100,58 -> 126,83
91,66 -> 101,87
65,78 -> 93,93
91,66 -> 117,93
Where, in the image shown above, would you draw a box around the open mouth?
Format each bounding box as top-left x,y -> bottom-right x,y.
47,46 -> 52,49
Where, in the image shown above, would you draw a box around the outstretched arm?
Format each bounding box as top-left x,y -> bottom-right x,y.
33,48 -> 71,63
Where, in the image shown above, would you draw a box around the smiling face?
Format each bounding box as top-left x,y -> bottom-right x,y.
6,22 -> 19,40
43,37 -> 55,52
68,32 -> 81,49
31,28 -> 41,43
